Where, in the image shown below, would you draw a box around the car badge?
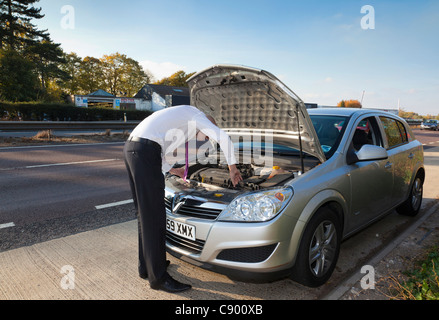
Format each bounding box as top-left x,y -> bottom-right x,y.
172,196 -> 186,214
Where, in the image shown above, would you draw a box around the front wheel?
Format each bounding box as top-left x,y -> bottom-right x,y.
396,175 -> 423,216
290,207 -> 341,287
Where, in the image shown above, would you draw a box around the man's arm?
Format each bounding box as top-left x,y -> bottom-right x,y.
169,167 -> 185,179
228,164 -> 243,187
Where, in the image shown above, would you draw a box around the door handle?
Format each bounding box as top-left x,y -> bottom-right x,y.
384,162 -> 392,169
408,153 -> 414,159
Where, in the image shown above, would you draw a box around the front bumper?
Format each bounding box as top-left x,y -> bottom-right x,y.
421,125 -> 438,130
165,205 -> 299,279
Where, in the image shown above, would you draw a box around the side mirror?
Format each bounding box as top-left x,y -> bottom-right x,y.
347,144 -> 388,165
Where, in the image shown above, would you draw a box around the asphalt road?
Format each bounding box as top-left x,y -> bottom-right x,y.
0,142 -> 135,252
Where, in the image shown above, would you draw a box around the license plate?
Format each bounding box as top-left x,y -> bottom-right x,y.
166,218 -> 196,241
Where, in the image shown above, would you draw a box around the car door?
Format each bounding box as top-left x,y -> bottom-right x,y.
347,116 -> 394,231
379,116 -> 415,206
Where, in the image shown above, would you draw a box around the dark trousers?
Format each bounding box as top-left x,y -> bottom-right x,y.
123,138 -> 168,286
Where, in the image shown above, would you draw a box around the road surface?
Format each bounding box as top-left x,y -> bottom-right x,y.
0,142 -> 134,252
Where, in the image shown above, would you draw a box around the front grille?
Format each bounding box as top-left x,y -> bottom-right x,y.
166,232 -> 205,254
176,203 -> 223,220
164,197 -> 172,211
165,197 -> 224,220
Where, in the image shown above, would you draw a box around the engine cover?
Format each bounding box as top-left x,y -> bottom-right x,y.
191,168 -> 233,188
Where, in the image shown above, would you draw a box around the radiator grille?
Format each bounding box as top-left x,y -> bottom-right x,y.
165,197 -> 224,220
166,232 -> 205,254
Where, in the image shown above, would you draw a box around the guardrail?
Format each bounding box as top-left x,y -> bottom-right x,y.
405,119 -> 423,125
0,121 -> 141,131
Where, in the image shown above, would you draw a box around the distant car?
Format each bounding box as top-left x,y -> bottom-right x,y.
164,65 -> 425,287
420,119 -> 439,131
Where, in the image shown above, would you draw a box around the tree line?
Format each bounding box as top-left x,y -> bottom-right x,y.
0,0 -> 194,104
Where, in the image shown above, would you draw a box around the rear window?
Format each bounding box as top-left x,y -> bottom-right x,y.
379,116 -> 408,148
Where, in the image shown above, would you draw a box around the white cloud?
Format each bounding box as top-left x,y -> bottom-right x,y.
140,60 -> 186,81
324,77 -> 334,83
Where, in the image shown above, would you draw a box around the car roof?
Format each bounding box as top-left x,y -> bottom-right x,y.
307,107 -> 399,118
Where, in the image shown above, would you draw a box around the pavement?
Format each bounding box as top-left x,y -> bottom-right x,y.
1,150 -> 438,301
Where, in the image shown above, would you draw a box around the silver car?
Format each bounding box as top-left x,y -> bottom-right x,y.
420,119 -> 439,131
164,65 -> 425,287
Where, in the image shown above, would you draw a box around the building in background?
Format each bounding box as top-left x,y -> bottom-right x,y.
74,85 -> 190,112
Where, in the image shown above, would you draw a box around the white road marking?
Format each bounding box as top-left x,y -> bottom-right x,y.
95,199 -> 133,210
24,159 -> 119,169
0,158 -> 120,171
0,142 -> 124,151
0,222 -> 15,230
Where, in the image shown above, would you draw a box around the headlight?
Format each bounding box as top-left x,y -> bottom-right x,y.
218,187 -> 293,222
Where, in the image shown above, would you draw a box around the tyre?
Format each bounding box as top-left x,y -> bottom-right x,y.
396,174 -> 423,216
290,207 -> 341,287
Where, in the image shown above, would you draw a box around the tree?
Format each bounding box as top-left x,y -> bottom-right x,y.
25,39 -> 69,92
100,52 -> 151,96
154,70 -> 196,87
60,52 -> 82,95
57,52 -> 152,96
0,0 -> 49,50
0,49 -> 39,101
398,108 -> 423,120
100,52 -> 124,95
77,56 -> 105,94
337,99 -> 362,108
119,57 -> 152,97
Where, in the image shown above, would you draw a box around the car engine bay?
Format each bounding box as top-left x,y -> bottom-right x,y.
182,152 -> 320,191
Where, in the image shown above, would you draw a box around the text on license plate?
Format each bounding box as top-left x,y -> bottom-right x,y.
166,218 -> 196,241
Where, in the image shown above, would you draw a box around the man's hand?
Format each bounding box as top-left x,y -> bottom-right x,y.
228,164 -> 243,187
169,167 -> 185,179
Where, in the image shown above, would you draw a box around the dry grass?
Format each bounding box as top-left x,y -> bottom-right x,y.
0,130 -> 130,147
33,130 -> 53,140
377,248 -> 439,300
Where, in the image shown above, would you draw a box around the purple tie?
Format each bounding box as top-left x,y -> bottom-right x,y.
183,141 -> 189,182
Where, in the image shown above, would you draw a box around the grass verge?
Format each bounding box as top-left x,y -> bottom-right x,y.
388,246 -> 439,300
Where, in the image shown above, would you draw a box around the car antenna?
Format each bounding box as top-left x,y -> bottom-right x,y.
295,108 -> 305,174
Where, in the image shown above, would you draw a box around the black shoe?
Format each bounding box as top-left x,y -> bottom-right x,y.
139,260 -> 170,279
150,275 -> 192,293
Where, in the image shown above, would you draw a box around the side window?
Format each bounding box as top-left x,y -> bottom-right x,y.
379,116 -> 406,148
352,117 -> 382,151
396,121 -> 408,143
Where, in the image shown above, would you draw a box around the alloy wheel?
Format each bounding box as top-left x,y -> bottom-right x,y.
308,220 -> 338,277
411,177 -> 423,210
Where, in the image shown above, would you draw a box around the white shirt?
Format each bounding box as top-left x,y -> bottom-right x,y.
130,105 -> 237,173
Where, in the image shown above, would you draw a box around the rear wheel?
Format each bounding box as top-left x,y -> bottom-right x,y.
396,174 -> 423,216
290,207 -> 341,287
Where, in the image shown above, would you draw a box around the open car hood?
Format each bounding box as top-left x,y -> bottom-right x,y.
187,64 -> 326,163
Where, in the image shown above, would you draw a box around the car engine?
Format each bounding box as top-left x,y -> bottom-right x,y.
189,164 -> 298,191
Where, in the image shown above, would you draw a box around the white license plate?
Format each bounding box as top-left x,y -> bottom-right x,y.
166,218 -> 196,241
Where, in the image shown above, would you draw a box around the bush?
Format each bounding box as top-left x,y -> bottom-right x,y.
0,102 -> 152,121
387,247 -> 439,300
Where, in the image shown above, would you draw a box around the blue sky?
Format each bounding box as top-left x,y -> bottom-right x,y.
34,0 -> 439,115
